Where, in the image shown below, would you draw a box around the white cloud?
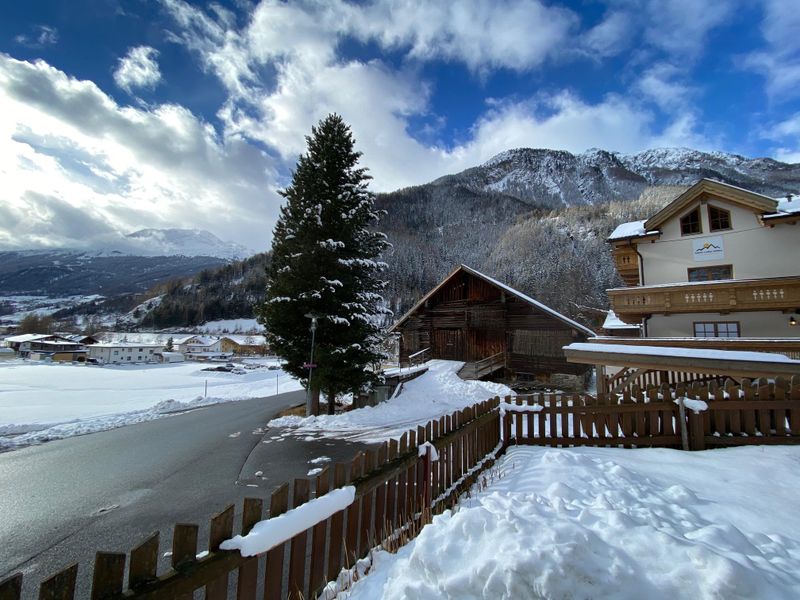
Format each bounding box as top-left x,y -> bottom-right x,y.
0,0 -> 725,252
762,113 -> 800,163
344,0 -> 578,73
636,63 -> 696,112
581,11 -> 632,58
114,46 -> 162,93
742,0 -> 800,100
640,0 -> 735,59
0,54 -> 280,251
15,25 -> 58,48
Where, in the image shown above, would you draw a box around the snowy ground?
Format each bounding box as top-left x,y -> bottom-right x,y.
269,360 -> 512,443
0,358 -> 301,450
344,445 -> 800,599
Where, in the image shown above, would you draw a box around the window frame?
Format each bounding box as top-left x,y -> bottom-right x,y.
692,321 -> 741,338
707,204 -> 732,232
679,207 -> 702,236
687,264 -> 734,282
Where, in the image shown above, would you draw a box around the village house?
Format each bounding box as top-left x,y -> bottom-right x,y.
607,179 -> 800,344
219,335 -> 268,356
4,333 -> 74,357
390,264 -> 595,390
88,343 -> 163,364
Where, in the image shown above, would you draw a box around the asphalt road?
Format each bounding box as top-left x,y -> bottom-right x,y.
0,391 -> 369,597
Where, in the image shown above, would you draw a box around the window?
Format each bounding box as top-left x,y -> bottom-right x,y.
680,208 -> 702,235
688,264 -> 733,282
693,322 -> 740,337
708,205 -> 731,231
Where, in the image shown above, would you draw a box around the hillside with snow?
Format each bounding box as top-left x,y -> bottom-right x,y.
435,147 -> 800,209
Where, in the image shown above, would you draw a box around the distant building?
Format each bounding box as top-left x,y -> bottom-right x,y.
29,340 -> 88,362
155,351 -> 185,363
4,334 -> 74,357
220,335 -> 267,356
88,343 -> 163,364
179,336 -> 221,356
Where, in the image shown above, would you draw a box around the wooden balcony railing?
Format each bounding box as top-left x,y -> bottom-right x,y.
608,276 -> 800,323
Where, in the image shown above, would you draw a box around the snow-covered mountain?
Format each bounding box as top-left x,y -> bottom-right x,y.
434,147 -> 800,208
123,228 -> 254,260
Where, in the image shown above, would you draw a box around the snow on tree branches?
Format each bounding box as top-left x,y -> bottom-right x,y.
257,114 -> 390,415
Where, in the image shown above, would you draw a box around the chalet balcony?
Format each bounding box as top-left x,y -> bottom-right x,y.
608,275 -> 800,324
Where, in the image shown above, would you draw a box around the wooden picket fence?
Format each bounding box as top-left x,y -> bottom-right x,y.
504,375 -> 800,450
0,399 -> 502,600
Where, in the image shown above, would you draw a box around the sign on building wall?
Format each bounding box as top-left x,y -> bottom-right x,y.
692,236 -> 725,262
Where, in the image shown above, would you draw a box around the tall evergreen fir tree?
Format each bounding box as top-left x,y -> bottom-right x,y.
257,114 -> 390,415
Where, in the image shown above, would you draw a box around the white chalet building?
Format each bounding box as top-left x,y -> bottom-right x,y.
607,179 -> 800,342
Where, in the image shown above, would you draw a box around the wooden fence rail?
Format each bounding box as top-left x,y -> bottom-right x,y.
0,398 -> 502,600
505,375 -> 800,450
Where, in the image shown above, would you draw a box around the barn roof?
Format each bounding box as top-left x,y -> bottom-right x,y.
389,264 -> 595,337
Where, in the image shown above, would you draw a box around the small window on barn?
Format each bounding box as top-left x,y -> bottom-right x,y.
680,207 -> 701,235
708,205 -> 731,231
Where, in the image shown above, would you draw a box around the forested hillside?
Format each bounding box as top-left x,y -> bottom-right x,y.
377,185 -> 685,327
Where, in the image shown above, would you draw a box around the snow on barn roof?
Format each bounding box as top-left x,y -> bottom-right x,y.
390,264 -> 595,337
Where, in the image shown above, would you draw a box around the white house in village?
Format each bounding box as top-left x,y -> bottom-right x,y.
88,343 -> 163,364
607,179 -> 800,339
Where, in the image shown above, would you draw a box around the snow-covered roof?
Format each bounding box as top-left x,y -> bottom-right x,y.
91,342 -> 164,348
390,264 -> 595,337
5,333 -> 54,343
564,342 -> 800,364
608,220 -> 650,241
183,336 -> 218,346
36,340 -> 84,347
221,334 -> 267,345
602,311 -> 640,331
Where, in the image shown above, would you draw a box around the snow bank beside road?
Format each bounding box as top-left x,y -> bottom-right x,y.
0,360 -> 301,450
269,360 -> 511,443
345,445 -> 800,599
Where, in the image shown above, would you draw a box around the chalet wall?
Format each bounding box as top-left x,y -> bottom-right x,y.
648,310 -> 800,338
640,197 -> 799,286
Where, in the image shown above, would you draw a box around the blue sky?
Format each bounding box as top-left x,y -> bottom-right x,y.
1,0 -> 798,252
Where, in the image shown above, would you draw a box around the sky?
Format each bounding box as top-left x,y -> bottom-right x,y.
1,0 -> 799,253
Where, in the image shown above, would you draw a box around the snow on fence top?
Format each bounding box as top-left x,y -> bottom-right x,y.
565,342 -> 800,364
221,486 -> 356,557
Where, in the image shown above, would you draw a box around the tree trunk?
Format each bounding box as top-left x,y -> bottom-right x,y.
326,389 -> 336,415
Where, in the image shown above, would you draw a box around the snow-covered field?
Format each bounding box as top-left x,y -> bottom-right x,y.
0,359 -> 301,450
269,360 -> 512,443
345,445 -> 800,599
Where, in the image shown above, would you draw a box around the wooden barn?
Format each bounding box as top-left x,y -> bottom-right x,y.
390,265 -> 595,388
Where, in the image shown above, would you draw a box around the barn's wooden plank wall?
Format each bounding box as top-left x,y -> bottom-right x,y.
395,269 -> 591,379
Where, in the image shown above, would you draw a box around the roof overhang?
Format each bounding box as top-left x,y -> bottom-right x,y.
643,179 -> 778,231
564,342 -> 800,379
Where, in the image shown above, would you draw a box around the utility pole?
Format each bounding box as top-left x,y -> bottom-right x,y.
304,314 -> 319,416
